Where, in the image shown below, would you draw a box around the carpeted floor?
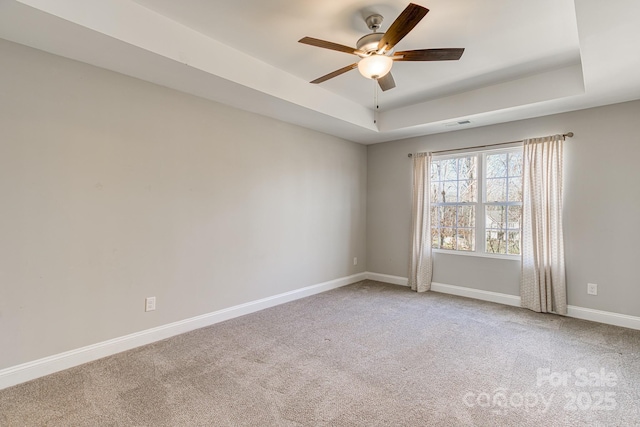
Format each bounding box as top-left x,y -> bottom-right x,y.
1,280 -> 639,426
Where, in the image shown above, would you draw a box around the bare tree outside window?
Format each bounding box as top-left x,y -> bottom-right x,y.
430,156 -> 477,251
429,148 -> 522,256
485,152 -> 522,255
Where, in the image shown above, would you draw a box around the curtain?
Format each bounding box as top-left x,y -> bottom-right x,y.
408,152 -> 433,292
520,135 -> 567,314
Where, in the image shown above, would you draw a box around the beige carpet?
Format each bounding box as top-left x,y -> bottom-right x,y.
1,280 -> 639,426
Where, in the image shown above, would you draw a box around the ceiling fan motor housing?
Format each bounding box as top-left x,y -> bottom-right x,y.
357,33 -> 387,56
357,14 -> 389,57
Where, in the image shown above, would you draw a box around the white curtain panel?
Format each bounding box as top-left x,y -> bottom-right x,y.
521,135 -> 567,314
408,152 -> 433,292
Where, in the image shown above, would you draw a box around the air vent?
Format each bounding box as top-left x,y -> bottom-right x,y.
444,120 -> 472,127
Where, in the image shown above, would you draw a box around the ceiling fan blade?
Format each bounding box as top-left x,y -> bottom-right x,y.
395,48 -> 465,61
377,3 -> 429,51
299,37 -> 358,55
310,63 -> 358,84
377,73 -> 396,91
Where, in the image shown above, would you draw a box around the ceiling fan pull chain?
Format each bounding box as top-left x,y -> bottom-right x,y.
374,80 -> 379,124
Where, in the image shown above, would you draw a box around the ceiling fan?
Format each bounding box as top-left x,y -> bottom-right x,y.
299,3 -> 464,91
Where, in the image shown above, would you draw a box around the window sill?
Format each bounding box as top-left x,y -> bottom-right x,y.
433,248 -> 521,261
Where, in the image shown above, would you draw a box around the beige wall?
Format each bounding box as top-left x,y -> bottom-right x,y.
0,40 -> 367,370
3,34 -> 640,372
367,100 -> 640,317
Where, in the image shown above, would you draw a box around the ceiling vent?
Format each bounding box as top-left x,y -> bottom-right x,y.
444,120 -> 472,127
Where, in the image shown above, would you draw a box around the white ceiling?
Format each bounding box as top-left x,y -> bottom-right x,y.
1,0 -> 640,144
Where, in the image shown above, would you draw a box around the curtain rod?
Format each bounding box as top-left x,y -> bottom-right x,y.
407,132 -> 574,158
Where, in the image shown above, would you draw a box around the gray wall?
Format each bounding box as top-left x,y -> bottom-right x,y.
367,100 -> 640,317
0,40 -> 367,370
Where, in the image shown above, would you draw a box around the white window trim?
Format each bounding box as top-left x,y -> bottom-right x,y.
433,248 -> 521,261
431,146 -> 523,259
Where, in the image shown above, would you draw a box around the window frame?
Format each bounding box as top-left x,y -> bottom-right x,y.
429,153 -> 478,253
430,146 -> 523,260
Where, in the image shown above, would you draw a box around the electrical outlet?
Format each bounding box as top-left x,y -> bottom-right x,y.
145,296 -> 156,312
587,283 -> 598,296
353,257 -> 358,266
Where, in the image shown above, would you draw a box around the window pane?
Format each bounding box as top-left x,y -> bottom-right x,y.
486,153 -> 507,178
431,227 -> 440,249
460,179 -> 477,203
508,231 -> 521,255
508,205 -> 522,230
430,206 -> 438,226
443,181 -> 458,203
458,156 -> 477,180
486,206 -> 506,230
508,177 -> 522,202
457,229 -> 475,251
430,160 -> 441,180
443,159 -> 457,180
441,228 -> 455,250
486,230 -> 507,254
442,206 -> 456,228
436,206 -> 445,227
430,182 -> 442,203
508,152 -> 523,177
457,206 -> 475,228
486,178 -> 507,202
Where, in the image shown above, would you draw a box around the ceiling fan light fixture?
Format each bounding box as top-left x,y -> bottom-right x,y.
357,54 -> 393,80
299,3 -> 463,89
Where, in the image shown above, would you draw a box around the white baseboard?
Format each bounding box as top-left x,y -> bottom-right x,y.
566,305 -> 640,331
365,272 -> 408,287
4,272 -> 638,391
430,282 -> 522,307
367,273 -> 640,331
365,272 -> 519,307
0,272 -> 366,391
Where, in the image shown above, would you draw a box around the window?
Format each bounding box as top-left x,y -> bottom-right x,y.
430,148 -> 523,256
484,151 -> 523,254
430,156 -> 477,251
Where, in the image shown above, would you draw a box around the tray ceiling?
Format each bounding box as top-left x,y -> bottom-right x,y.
1,0 -> 639,143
